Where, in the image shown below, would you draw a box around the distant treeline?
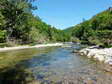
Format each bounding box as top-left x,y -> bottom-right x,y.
0,0 -> 70,46
65,8 -> 112,47
1,0 -> 112,47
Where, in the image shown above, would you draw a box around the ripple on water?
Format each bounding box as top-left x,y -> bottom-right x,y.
1,45 -> 112,84
19,47 -> 105,83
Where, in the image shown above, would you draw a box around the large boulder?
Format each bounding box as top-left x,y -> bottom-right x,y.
79,46 -> 112,65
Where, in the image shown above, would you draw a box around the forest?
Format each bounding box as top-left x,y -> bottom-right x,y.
0,0 -> 70,47
0,1 -> 112,83
65,7 -> 112,47
0,0 -> 112,48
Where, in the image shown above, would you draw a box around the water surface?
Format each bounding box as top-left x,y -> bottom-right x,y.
0,45 -> 112,84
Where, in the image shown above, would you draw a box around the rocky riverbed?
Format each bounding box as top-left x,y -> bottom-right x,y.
79,46 -> 112,72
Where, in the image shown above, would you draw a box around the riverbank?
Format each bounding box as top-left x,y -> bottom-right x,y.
0,43 -> 63,52
1,44 -> 112,84
79,46 -> 112,65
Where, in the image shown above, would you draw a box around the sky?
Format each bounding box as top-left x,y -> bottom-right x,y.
33,0 -> 112,29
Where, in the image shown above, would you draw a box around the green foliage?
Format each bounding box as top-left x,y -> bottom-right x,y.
0,30 -> 6,42
66,9 -> 112,47
0,0 -> 70,45
90,11 -> 112,30
0,12 -> 5,27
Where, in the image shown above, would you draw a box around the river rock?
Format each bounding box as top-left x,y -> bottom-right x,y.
104,64 -> 112,72
79,46 -> 112,65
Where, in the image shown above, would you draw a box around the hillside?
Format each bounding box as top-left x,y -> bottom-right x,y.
0,0 -> 112,48
65,8 -> 112,47
0,0 -> 70,46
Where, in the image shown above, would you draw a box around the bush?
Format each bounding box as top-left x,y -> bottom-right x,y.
0,30 -> 6,43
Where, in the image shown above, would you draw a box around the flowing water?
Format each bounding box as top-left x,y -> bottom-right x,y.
0,44 -> 112,84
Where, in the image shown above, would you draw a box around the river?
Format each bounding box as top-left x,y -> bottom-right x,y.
0,44 -> 112,84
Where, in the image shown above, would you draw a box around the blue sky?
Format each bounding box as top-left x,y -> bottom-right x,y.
33,0 -> 112,29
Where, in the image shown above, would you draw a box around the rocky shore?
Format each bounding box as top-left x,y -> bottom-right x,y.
79,46 -> 112,65
0,43 -> 63,52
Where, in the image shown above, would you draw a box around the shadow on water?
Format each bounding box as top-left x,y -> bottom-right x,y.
0,47 -> 57,84
0,62 -> 35,84
1,45 -> 112,84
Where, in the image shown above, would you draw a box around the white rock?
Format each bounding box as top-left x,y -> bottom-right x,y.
79,47 -> 112,65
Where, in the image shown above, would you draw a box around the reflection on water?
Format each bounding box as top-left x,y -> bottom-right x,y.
0,47 -> 57,84
0,45 -> 112,84
24,47 -> 93,81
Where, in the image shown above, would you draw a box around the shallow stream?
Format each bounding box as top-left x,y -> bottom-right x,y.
0,44 -> 112,84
